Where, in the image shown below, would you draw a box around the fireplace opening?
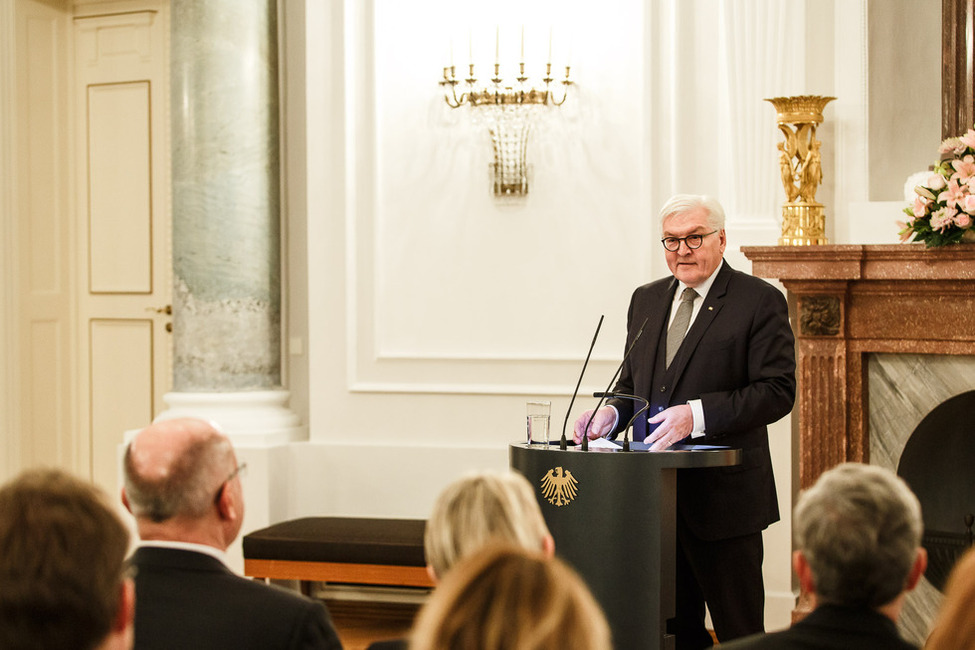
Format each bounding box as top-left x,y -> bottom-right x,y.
896,389 -> 975,591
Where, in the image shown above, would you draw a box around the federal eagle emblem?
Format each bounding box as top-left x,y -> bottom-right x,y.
540,466 -> 578,507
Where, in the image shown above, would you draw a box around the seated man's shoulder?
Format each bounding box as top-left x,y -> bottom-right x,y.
222,570 -> 326,612
137,571 -> 342,649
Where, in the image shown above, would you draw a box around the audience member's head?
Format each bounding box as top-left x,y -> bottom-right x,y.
424,470 -> 553,580
0,468 -> 134,650
925,546 -> 975,650
123,417 -> 244,550
793,462 -> 926,617
409,544 -> 611,650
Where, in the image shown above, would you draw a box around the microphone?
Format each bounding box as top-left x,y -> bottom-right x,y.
592,392 -> 650,451
581,316 -> 650,451
560,315 -> 604,450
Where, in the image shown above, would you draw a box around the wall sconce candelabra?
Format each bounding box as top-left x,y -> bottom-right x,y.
439,29 -> 572,197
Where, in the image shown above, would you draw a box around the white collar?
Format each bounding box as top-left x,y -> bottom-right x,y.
138,539 -> 229,565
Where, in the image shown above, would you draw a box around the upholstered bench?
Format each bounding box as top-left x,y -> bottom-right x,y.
242,517 -> 435,594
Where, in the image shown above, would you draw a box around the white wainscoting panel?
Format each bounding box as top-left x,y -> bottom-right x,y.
87,80 -> 153,293
89,319 -> 154,490
17,1 -> 75,472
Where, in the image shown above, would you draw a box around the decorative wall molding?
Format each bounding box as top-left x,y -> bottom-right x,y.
339,0 -> 645,396
74,9 -> 156,66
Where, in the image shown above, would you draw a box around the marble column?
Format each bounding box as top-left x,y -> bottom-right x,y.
164,0 -> 300,444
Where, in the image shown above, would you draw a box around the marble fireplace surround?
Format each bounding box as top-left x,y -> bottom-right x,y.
742,243 -> 975,486
742,243 -> 975,641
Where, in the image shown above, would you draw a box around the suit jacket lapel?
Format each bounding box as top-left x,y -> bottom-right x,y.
668,261 -> 730,378
641,279 -> 676,373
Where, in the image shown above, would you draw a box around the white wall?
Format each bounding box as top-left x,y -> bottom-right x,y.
0,0 -> 17,483
286,0 -> 854,630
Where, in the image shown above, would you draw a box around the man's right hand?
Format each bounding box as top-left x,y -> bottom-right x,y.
572,406 -> 616,444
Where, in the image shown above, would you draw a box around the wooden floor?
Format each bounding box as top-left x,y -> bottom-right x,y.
320,592 -> 718,648
323,598 -> 422,650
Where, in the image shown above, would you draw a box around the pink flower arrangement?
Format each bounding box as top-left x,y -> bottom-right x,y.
902,128 -> 975,246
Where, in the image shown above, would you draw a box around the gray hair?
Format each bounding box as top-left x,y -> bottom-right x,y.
123,432 -> 234,522
658,194 -> 726,233
793,462 -> 923,608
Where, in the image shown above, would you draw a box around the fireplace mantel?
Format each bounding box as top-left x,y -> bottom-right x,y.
742,244 -> 975,489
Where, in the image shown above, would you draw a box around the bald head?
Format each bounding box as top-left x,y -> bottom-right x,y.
123,418 -> 236,525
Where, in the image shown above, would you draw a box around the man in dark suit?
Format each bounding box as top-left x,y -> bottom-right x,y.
574,194 -> 796,648
122,417 -> 343,650
721,463 -> 927,650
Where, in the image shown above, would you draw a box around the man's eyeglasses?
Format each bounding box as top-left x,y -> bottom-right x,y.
214,462 -> 247,504
661,230 -> 718,252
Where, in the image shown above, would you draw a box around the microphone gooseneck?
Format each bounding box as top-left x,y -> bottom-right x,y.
561,315 -> 604,450
582,316 -> 649,451
591,392 -> 649,451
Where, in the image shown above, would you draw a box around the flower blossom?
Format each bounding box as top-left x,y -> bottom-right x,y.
955,212 -> 973,228
930,207 -> 956,232
939,137 -> 968,156
939,179 -> 968,209
927,173 -> 947,191
951,155 -> 975,181
961,194 -> 975,215
960,128 -> 975,150
912,196 -> 930,218
896,221 -> 915,242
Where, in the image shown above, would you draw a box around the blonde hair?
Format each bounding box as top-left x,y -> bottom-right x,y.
424,471 -> 550,579
409,544 -> 611,650
925,547 -> 975,650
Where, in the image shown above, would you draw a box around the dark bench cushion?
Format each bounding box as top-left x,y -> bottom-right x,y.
242,517 -> 427,567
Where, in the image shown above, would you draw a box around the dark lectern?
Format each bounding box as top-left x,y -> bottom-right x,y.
510,443 -> 740,650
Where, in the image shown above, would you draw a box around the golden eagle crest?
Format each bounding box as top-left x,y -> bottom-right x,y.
540,466 -> 578,507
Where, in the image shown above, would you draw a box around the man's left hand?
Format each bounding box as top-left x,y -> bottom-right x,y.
645,404 -> 693,451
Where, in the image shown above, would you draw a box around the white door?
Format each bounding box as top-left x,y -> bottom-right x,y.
74,3 -> 171,493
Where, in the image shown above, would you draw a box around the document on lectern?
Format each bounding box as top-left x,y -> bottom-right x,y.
587,437 -> 621,450
585,438 -> 732,452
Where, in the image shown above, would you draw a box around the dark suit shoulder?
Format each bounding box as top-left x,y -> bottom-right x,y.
131,547 -> 343,649
720,606 -> 918,650
631,275 -> 675,299
723,265 -> 784,294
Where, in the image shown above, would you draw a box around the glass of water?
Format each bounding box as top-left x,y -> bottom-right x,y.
526,400 -> 551,446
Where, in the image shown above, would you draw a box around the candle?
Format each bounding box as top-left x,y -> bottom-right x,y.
495,26 -> 499,64
469,29 -> 473,65
449,39 -> 454,67
547,27 -> 553,64
520,26 -> 525,61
